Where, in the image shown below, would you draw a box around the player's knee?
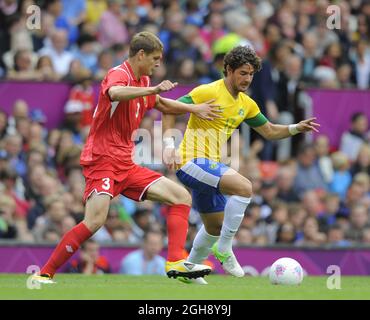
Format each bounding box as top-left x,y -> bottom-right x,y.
169,188 -> 192,206
204,223 -> 222,236
235,180 -> 253,198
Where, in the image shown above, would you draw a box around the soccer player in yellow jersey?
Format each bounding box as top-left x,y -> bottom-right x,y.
163,46 -> 319,284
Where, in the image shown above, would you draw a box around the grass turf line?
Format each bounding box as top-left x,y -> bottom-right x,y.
1,274 -> 370,300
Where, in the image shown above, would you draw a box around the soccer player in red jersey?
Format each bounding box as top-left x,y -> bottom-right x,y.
34,32 -> 220,283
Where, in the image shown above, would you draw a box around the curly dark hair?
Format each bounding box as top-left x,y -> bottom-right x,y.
223,46 -> 262,76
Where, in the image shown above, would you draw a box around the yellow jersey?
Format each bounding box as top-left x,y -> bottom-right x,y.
178,79 -> 267,165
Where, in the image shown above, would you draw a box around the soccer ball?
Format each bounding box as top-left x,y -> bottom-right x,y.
269,257 -> 303,285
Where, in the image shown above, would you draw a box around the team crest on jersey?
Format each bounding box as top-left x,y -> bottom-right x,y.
238,108 -> 245,117
209,162 -> 219,170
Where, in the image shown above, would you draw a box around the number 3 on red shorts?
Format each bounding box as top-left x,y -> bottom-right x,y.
102,178 -> 111,190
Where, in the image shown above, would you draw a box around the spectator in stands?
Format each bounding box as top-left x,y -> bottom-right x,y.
259,180 -> 279,220
27,172 -> 63,229
288,203 -> 307,242
63,76 -> 95,139
35,55 -> 60,81
339,181 -> 369,220
62,58 -> 91,83
294,143 -> 328,195
351,40 -> 370,89
319,42 -> 347,71
119,229 -> 166,275
67,239 -> 111,274
352,173 -> 370,207
32,195 -> 68,241
302,190 -> 324,217
362,227 -> 370,244
6,99 -> 29,135
275,221 -> 296,244
295,216 -> 327,246
314,134 -> 334,184
85,0 -> 107,27
60,0 -> 86,45
351,144 -> 370,177
276,165 -> 300,203
345,204 -> 370,242
0,111 -> 7,140
5,49 -> 41,81
38,29 -> 74,77
0,165 -> 30,218
73,33 -> 98,71
265,201 -> 288,244
340,112 -> 369,162
299,32 -> 319,84
0,194 -> 17,239
199,11 -> 226,62
98,0 -> 129,49
3,133 -> 27,178
327,224 -> 352,247
336,63 -> 356,89
235,226 -> 253,245
329,151 -> 352,200
317,193 -> 341,234
94,49 -> 114,81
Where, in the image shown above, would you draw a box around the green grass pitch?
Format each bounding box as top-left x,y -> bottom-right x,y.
1,274 -> 370,300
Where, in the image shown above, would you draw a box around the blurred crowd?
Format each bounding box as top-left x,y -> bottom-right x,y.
0,0 -> 369,88
0,0 -> 370,249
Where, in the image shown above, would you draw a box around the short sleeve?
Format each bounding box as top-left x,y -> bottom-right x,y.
244,97 -> 268,127
101,68 -> 129,97
188,84 -> 215,104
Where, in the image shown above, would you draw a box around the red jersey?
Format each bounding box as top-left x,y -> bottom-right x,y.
80,61 -> 157,179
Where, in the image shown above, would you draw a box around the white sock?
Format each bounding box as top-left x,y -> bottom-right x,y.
218,196 -> 251,253
188,225 -> 219,264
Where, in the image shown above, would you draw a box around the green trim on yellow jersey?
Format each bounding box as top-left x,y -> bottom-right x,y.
244,112 -> 268,127
178,95 -> 194,104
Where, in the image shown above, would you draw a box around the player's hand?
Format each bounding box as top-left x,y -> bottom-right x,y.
163,147 -> 180,170
154,80 -> 178,94
297,117 -> 320,133
193,99 -> 222,120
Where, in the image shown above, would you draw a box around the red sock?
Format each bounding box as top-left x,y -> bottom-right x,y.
41,222 -> 92,277
166,204 -> 190,262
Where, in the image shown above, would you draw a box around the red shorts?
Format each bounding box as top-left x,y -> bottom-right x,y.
83,165 -> 163,203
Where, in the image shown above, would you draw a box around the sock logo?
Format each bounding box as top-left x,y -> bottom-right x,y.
65,245 -> 74,253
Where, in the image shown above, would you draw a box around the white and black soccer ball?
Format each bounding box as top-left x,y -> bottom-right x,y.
269,257 -> 304,285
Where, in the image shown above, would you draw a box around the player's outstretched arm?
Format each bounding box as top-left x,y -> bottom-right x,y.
253,117 -> 320,140
155,96 -> 222,120
108,80 -> 178,101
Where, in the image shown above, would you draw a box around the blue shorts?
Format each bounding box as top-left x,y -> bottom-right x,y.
176,158 -> 229,213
